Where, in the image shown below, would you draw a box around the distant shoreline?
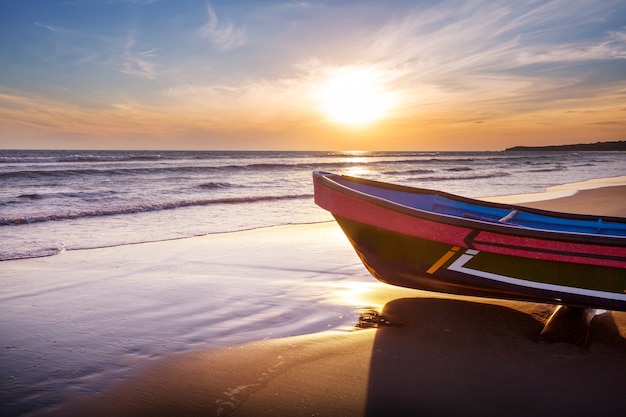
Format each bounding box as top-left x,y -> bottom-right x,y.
505,140 -> 626,152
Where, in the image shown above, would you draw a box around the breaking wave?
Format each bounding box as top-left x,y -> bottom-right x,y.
0,194 -> 312,226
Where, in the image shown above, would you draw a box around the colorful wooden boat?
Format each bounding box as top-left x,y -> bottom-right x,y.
313,171 -> 626,311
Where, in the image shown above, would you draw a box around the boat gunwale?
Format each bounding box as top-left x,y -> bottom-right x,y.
313,171 -> 626,247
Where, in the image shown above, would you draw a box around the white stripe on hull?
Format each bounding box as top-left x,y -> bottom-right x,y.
447,250 -> 626,302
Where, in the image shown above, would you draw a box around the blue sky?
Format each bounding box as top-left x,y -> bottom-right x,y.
1,0 -> 625,150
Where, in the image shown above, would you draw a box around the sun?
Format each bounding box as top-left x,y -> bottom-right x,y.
316,67 -> 395,127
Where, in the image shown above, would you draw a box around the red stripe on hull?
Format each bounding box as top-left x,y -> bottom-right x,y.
315,181 -> 626,269
473,231 -> 626,268
315,180 -> 473,246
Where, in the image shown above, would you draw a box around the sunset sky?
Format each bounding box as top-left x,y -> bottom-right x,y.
1,0 -> 625,151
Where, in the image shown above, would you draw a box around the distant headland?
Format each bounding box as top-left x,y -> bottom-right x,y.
505,140 -> 626,152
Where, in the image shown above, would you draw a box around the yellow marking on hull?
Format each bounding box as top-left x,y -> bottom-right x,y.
426,246 -> 461,274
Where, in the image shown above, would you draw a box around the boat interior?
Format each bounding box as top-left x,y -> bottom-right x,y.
332,175 -> 626,237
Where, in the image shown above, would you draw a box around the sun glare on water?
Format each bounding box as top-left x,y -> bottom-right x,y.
316,68 -> 396,127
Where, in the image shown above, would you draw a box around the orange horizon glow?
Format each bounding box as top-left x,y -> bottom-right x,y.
2,86 -> 623,151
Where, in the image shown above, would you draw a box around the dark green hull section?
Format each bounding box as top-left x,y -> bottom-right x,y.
336,216 -> 626,311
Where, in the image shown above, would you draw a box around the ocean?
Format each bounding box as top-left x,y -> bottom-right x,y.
2,149 -> 626,416
2,149 -> 626,262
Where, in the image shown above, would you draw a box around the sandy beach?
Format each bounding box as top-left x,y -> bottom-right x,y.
5,182 -> 626,417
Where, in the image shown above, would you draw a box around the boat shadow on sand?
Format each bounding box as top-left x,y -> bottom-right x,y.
363,297 -> 626,417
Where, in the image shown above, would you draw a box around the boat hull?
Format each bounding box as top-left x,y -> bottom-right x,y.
335,215 -> 626,311
314,172 -> 626,311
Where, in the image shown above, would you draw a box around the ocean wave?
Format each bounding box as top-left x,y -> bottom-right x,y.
422,157 -> 476,163
524,161 -> 555,165
0,159 -> 404,180
197,182 -> 237,189
58,154 -> 163,163
0,154 -> 517,180
0,154 -> 162,164
414,172 -> 511,182
0,158 -> 511,182
17,193 -> 44,200
5,190 -> 118,204
383,168 -> 435,175
0,194 -> 312,226
527,167 -> 566,173
0,168 -> 124,180
0,243 -> 65,261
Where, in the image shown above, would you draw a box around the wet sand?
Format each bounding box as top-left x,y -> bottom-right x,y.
32,183 -> 626,416
520,185 -> 626,216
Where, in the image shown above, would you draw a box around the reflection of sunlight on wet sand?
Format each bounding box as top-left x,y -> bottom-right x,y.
327,280 -> 424,311
327,281 -> 383,308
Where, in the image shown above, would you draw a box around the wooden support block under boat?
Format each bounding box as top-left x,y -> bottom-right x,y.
537,305 -> 597,346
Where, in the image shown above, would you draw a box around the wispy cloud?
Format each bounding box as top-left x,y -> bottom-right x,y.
197,5 -> 247,51
34,21 -> 60,32
158,0 -> 626,129
33,20 -> 83,37
342,0 -> 626,116
62,0 -> 161,4
517,30 -> 626,64
120,33 -> 157,80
